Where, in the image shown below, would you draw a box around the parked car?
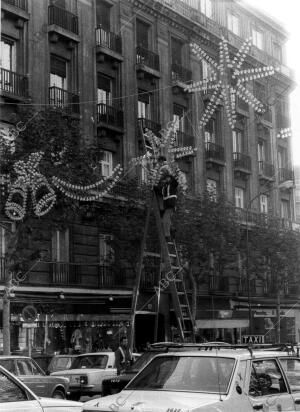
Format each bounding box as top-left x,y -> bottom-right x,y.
0,356 -> 69,399
102,342 -> 225,396
47,354 -> 76,374
83,345 -> 300,412
0,364 -> 82,411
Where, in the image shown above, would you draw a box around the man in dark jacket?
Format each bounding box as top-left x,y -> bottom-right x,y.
114,336 -> 133,375
162,174 -> 178,241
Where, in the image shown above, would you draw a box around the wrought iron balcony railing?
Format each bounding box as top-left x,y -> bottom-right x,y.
48,5 -> 78,35
97,103 -> 123,128
233,152 -> 251,171
136,46 -> 160,72
3,0 -> 27,10
205,142 -> 225,162
49,86 -> 79,114
138,118 -> 161,136
0,68 -> 28,98
171,63 -> 192,83
278,167 -> 294,184
96,28 -> 122,54
258,161 -> 275,178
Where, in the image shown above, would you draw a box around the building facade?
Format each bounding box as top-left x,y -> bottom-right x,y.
0,0 -> 296,353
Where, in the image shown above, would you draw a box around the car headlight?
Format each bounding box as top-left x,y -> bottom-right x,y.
80,375 -> 88,385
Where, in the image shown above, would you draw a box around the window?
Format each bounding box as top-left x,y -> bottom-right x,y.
235,187 -> 244,208
227,13 -> 239,35
100,150 -> 113,177
281,200 -> 290,219
272,42 -> 282,62
204,118 -> 216,144
249,359 -> 287,397
260,194 -> 268,213
1,38 -> 16,71
257,141 -> 265,163
50,55 -> 67,90
171,38 -> 183,66
96,1 -> 111,30
232,130 -> 243,153
99,234 -> 114,265
52,229 -> 69,262
278,147 -> 287,169
97,74 -> 112,105
207,179 -> 217,201
200,0 -> 212,18
173,104 -> 185,132
0,227 -> 5,258
202,60 -> 213,81
280,358 -> 300,392
138,92 -> 150,119
252,28 -> 263,49
0,371 -> 28,402
136,20 -> 149,49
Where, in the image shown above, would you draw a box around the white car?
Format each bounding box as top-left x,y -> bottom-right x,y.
51,352 -> 117,401
82,346 -> 300,412
0,364 -> 82,411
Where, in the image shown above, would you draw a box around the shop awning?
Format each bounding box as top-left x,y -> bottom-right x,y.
196,319 -> 249,329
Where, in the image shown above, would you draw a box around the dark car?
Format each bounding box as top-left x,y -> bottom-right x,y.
102,342 -> 218,396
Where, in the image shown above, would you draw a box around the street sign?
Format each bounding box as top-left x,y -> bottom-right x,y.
242,335 -> 265,344
22,305 -> 37,322
22,323 -> 37,328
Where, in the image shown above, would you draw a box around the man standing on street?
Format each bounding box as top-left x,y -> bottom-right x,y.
115,336 -> 133,375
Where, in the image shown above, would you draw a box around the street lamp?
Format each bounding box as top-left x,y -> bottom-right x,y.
245,179 -> 294,336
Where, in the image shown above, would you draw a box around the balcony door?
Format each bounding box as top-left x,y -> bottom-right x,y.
97,74 -> 112,105
1,38 -> 16,71
99,234 -> 115,286
232,129 -> 243,153
50,55 -> 67,90
51,229 -> 70,284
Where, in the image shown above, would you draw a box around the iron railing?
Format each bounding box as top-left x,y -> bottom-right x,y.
205,142 -> 225,162
171,63 -> 192,83
49,86 -> 80,115
278,168 -> 294,184
138,118 -> 161,135
0,68 -> 28,97
136,46 -> 160,72
258,161 -> 275,178
233,152 -> 251,171
3,0 -> 27,10
48,5 -> 78,35
96,103 -> 123,128
96,28 -> 122,54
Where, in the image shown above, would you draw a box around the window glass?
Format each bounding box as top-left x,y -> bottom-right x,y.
171,38 -> 183,66
200,0 -> 212,18
280,358 -> 300,392
52,229 -> 69,261
252,28 -> 263,49
71,355 -> 108,369
96,1 -> 111,30
16,360 -> 33,376
97,74 -> 112,105
0,371 -> 28,403
1,39 -> 16,71
207,179 -> 217,201
260,194 -> 268,213
50,55 -> 67,90
205,118 -> 216,143
0,359 -> 17,374
281,200 -> 290,219
100,150 -> 113,177
249,359 -> 287,397
272,42 -> 282,62
235,187 -> 244,209
136,20 -> 149,49
227,13 -> 239,35
127,355 -> 235,393
232,130 -> 242,153
99,234 -> 114,265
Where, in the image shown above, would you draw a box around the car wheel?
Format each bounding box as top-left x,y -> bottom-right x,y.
52,388 -> 66,399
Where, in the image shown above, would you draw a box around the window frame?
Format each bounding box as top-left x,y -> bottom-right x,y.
235,187 -> 245,209
1,37 -> 16,72
252,28 -> 263,49
227,12 -> 239,36
100,150 -> 113,177
51,228 -> 69,262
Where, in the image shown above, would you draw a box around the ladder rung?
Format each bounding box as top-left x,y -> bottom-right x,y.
144,251 -> 161,257
168,253 -> 177,257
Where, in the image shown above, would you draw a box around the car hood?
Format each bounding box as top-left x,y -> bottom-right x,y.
83,390 -> 223,411
39,396 -> 83,409
52,368 -> 111,375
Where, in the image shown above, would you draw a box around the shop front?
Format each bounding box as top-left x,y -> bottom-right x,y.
195,318 -> 249,343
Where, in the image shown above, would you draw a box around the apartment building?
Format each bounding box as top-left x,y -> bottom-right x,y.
0,0 -> 296,352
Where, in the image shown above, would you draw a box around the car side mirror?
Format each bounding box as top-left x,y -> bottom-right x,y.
236,385 -> 242,395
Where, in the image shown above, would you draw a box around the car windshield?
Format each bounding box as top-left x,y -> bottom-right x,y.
71,355 -> 108,369
126,352 -> 158,372
127,355 -> 235,393
49,356 -> 73,372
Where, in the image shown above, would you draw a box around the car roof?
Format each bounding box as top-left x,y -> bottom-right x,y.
75,352 -> 113,356
0,356 -> 31,359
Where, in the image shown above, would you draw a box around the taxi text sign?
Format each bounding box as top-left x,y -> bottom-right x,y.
242,335 -> 265,344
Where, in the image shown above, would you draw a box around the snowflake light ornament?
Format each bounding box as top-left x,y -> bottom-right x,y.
185,37 -> 278,129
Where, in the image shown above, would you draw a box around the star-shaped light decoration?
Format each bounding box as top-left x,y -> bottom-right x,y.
131,121 -> 196,191
277,127 -> 292,140
184,37 -> 278,129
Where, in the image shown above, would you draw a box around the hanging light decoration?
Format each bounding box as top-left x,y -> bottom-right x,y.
277,127 -> 292,140
185,37 -> 278,129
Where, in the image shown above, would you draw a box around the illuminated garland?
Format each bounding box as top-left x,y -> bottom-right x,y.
185,37 -> 278,129
277,127 -> 292,140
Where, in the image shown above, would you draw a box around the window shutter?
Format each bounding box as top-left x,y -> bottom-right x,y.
136,20 -> 149,49
50,55 -> 66,77
97,74 -> 111,92
138,90 -> 150,104
96,1 -> 111,30
171,38 -> 183,66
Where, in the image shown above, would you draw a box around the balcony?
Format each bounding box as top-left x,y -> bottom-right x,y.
258,161 -> 275,182
233,152 -> 251,176
205,142 -> 225,166
48,5 -> 79,41
96,28 -> 123,62
137,118 -> 161,136
278,168 -> 294,184
96,103 -> 124,131
50,262 -> 133,289
0,68 -> 28,100
3,0 -> 27,9
171,63 -> 192,89
49,86 -> 80,116
2,0 -> 29,22
136,47 -> 160,78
